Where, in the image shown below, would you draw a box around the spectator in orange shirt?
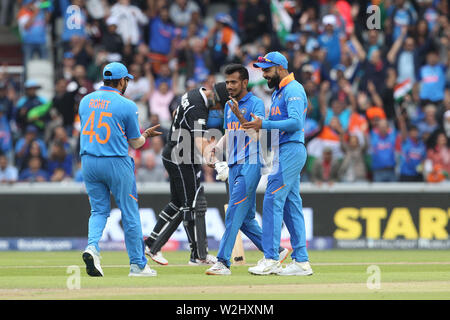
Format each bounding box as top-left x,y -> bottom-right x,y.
425,132 -> 450,180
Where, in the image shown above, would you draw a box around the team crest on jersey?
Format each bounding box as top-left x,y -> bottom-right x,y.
240,107 -> 247,115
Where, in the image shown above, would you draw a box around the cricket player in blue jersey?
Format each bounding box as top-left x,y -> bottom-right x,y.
205,64 -> 289,275
244,52 -> 313,276
79,62 -> 162,277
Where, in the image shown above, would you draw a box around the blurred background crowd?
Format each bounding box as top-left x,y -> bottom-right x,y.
0,0 -> 448,184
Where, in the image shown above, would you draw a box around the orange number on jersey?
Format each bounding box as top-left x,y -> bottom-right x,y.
96,112 -> 112,144
82,111 -> 112,144
82,110 -> 96,143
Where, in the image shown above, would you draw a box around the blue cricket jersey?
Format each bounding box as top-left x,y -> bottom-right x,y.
224,92 -> 265,165
399,138 -> 426,176
79,86 -> 141,157
419,64 -> 446,102
369,129 -> 397,170
262,73 -> 308,146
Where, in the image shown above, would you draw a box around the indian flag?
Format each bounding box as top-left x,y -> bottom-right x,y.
271,0 -> 293,45
394,78 -> 413,102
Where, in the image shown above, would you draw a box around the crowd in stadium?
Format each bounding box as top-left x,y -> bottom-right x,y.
0,0 -> 449,184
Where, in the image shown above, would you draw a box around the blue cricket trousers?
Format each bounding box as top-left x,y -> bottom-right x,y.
217,162 -> 264,267
262,142 -> 308,262
81,155 -> 147,268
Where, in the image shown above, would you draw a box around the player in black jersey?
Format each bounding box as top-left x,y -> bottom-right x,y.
144,82 -> 229,265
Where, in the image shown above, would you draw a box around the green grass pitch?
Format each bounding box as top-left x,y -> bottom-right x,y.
1,250 -> 450,300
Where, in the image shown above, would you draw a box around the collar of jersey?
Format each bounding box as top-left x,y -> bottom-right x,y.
238,92 -> 252,104
199,87 -> 208,107
279,73 -> 295,89
99,86 -> 122,95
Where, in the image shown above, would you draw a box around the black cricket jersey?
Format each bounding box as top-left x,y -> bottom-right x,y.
162,88 -> 209,165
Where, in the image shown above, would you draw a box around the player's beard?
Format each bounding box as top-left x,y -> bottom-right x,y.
229,85 -> 243,100
121,83 -> 128,95
266,72 -> 281,89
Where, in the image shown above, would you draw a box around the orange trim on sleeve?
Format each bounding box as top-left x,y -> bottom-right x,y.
117,122 -> 127,139
242,138 -> 253,150
271,184 -> 286,194
129,194 -> 138,202
233,196 -> 247,205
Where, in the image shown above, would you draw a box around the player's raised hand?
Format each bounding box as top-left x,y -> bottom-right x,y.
143,124 -> 163,138
242,113 -> 262,131
228,96 -> 240,117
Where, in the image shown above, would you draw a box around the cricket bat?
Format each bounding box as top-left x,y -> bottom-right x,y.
224,203 -> 246,265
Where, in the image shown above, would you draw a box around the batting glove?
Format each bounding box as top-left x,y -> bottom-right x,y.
214,161 -> 229,182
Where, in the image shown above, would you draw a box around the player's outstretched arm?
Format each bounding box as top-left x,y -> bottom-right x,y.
129,124 -> 163,149
228,97 -> 248,124
207,133 -> 227,167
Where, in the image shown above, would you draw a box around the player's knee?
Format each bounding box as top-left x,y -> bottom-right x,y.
90,209 -> 111,217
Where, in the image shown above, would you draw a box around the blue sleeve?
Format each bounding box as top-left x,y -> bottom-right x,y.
124,101 -> 142,140
38,96 -> 47,105
39,140 -> 48,158
14,139 -> 24,153
223,103 -> 229,130
16,97 -> 26,109
252,98 -> 265,119
18,170 -> 28,181
262,89 -> 304,132
418,67 -> 423,81
64,155 -> 73,176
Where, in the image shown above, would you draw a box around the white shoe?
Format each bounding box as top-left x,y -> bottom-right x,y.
145,247 -> 168,265
189,254 -> 218,266
128,264 -> 157,277
277,261 -> 313,276
248,258 -> 282,275
82,246 -> 104,277
279,248 -> 290,263
205,261 -> 231,275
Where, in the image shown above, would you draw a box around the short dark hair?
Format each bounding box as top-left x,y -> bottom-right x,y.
224,64 -> 249,81
103,79 -> 121,88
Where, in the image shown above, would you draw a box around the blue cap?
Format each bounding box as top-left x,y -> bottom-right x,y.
102,62 -> 134,80
253,51 -> 288,70
26,125 -> 38,134
334,64 -> 346,72
285,33 -> 299,43
24,79 -> 41,89
63,51 -> 74,59
215,13 -> 233,26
